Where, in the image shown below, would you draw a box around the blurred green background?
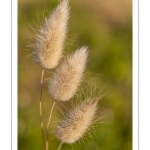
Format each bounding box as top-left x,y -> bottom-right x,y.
18,0 -> 132,149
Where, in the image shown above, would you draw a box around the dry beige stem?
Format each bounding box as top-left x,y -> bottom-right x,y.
48,46 -> 88,101
33,0 -> 70,69
55,98 -> 99,144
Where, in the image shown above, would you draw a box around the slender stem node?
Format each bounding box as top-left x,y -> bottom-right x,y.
46,101 -> 56,150
40,68 -> 45,150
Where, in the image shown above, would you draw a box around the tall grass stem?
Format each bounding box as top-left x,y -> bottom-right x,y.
58,142 -> 63,150
46,101 -> 56,150
40,69 -> 45,150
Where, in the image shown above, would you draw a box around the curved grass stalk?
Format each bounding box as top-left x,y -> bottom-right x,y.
46,101 -> 56,150
39,69 -> 45,150
58,142 -> 63,150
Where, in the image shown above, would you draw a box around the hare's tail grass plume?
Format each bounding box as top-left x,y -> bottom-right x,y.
32,0 -> 70,150
46,46 -> 88,150
33,0 -> 70,69
31,0 -> 104,149
48,46 -> 88,101
55,97 -> 100,145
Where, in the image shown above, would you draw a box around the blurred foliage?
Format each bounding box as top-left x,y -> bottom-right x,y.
18,0 -> 132,150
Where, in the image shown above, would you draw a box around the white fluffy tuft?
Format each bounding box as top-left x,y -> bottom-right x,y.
55,98 -> 99,144
33,0 -> 70,69
48,46 -> 88,101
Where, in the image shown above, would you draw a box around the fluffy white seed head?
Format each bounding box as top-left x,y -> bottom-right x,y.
33,0 -> 70,69
55,98 -> 99,144
48,46 -> 88,101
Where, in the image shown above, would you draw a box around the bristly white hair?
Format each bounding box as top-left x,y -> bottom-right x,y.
48,46 -> 88,101
33,0 -> 70,69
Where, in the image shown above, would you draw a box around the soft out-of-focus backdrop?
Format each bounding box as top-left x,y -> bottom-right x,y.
18,0 -> 132,149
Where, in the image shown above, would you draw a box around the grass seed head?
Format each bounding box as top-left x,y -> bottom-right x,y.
48,46 -> 88,101
33,0 -> 70,69
55,97 -> 99,144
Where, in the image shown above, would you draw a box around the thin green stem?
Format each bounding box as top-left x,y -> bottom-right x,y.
40,69 -> 45,150
46,101 -> 56,150
58,142 -> 63,150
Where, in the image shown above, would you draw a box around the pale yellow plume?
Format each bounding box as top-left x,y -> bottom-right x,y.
48,46 -> 88,101
33,0 -> 70,69
55,98 -> 99,144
